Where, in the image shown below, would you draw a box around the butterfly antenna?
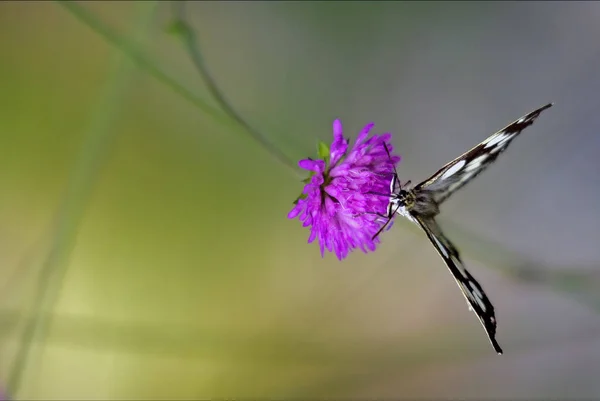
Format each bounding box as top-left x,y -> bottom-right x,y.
383,142 -> 400,181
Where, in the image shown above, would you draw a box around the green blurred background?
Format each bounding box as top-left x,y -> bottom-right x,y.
2,1 -> 600,399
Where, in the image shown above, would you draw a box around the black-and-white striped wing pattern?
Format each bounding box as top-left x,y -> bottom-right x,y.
392,103 -> 553,354
413,215 -> 503,354
414,103 -> 553,204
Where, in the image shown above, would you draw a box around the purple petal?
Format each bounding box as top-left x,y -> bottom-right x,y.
330,119 -> 348,166
354,122 -> 375,146
299,158 -> 326,173
287,203 -> 303,219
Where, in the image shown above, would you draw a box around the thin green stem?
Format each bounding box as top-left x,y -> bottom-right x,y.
169,1 -> 299,173
6,2 -> 159,397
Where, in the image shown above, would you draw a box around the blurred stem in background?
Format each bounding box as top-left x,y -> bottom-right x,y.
7,1 -> 159,397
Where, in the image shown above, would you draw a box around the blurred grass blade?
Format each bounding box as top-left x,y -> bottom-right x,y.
6,2 -> 159,397
56,0 -> 225,125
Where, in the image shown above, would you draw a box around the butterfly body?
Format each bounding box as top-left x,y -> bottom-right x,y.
377,103 -> 554,355
390,187 -> 441,219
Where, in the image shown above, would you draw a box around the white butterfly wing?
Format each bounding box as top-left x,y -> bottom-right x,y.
412,214 -> 503,354
414,103 -> 553,204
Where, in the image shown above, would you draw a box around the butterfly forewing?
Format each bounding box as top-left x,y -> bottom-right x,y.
413,215 -> 503,354
414,103 -> 553,204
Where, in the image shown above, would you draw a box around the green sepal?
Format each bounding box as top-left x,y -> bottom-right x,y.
292,193 -> 308,205
292,142 -> 328,205
317,140 -> 330,160
302,171 -> 315,184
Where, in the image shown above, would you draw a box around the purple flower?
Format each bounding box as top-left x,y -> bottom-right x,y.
288,119 -> 401,260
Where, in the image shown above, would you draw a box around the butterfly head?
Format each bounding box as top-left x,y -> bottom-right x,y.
384,188 -> 416,220
393,189 -> 415,208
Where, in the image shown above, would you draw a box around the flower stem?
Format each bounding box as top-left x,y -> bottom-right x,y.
168,1 -> 300,174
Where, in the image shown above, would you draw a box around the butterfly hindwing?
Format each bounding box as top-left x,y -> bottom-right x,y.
414,103 -> 553,204
412,214 -> 503,354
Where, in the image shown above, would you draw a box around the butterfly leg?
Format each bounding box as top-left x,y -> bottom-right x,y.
366,191 -> 392,198
352,211 -> 388,219
370,171 -> 396,179
370,202 -> 401,240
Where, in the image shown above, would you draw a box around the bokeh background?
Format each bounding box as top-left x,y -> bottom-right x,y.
1,1 -> 600,399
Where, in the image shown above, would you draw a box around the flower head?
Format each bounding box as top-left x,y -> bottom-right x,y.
288,119 -> 401,260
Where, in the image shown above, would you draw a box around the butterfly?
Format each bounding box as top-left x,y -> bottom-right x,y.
372,103 -> 553,354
